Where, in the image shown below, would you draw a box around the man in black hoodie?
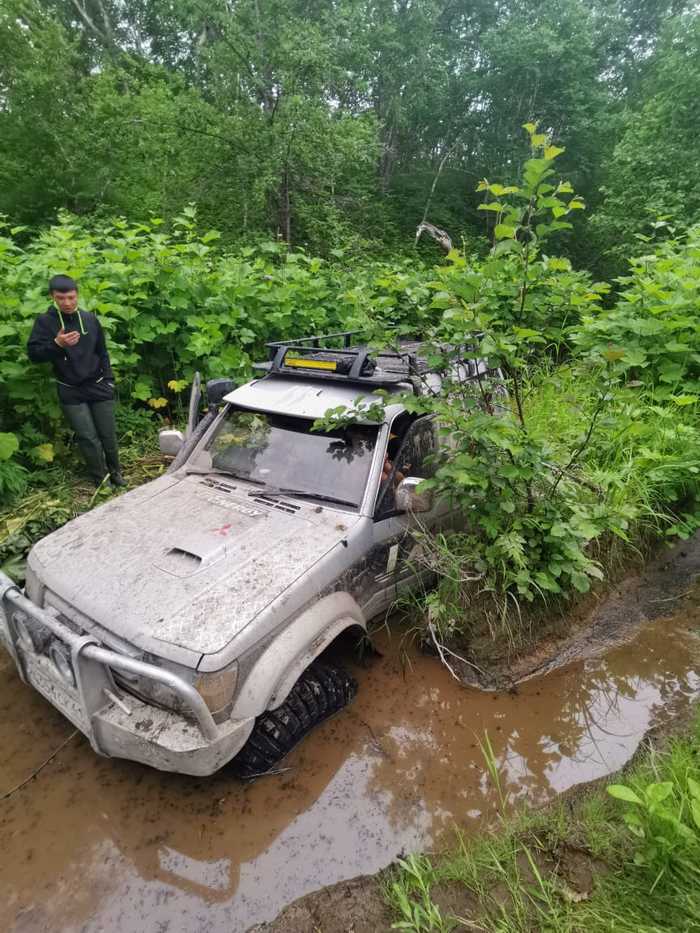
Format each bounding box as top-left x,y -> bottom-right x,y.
27,274 -> 126,487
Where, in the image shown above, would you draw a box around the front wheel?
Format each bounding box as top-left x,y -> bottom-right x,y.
233,662 -> 357,778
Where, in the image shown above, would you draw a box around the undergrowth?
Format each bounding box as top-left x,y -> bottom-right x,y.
418,364 -> 700,657
0,406 -> 163,582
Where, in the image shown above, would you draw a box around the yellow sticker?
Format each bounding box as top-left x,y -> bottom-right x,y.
285,356 -> 337,371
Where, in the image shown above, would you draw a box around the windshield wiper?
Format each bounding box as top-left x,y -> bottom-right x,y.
247,486 -> 358,508
186,467 -> 266,485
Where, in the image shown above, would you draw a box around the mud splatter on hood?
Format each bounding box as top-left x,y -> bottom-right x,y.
29,474 -> 357,662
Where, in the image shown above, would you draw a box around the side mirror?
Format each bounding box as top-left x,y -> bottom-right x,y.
395,477 -> 433,513
159,429 -> 184,458
206,378 -> 235,407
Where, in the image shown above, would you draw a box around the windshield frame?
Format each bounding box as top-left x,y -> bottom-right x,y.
184,403 -> 387,514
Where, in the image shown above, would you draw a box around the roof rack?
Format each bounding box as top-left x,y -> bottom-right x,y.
253,331 -> 429,390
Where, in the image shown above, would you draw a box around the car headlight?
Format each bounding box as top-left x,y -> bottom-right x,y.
194,664 -> 239,719
113,658 -> 239,724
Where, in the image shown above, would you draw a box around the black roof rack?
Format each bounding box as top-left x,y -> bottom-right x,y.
253,331 -> 430,390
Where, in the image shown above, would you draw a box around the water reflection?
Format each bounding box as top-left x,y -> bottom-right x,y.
1,617 -> 699,932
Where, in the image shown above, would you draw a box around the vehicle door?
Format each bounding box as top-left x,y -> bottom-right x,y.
359,415 -> 439,619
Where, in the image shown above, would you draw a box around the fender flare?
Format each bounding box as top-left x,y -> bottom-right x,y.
231,592 -> 366,720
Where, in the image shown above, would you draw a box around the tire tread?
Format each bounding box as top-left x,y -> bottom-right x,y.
233,662 -> 357,778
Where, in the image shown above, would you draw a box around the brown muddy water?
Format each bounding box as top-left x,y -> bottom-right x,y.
2,601 -> 700,932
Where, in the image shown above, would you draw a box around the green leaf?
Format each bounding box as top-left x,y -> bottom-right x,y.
490,184 -> 521,196
31,443 -> 55,463
477,202 -> 505,213
603,348 -> 625,362
607,784 -> 643,805
645,782 -> 674,806
493,239 -> 521,256
0,432 -> 19,461
132,377 -> 154,401
691,800 -> 700,832
522,122 -> 537,135
544,145 -> 565,159
687,777 -> 700,801
571,571 -> 591,593
494,224 -> 517,240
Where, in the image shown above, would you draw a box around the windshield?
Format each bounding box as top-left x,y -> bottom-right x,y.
187,408 -> 379,509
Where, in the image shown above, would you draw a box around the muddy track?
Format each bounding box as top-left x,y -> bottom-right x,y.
1,537 -> 700,932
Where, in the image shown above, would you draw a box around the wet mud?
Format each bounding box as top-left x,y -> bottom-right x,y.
2,564 -> 700,932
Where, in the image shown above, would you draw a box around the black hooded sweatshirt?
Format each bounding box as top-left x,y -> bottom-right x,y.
27,306 -> 115,400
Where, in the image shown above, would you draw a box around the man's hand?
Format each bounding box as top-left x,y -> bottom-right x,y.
55,328 -> 80,348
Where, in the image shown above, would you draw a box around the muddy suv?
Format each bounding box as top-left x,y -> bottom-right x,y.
0,333 -> 493,777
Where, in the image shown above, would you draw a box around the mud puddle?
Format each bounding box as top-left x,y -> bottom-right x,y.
2,602 -> 700,932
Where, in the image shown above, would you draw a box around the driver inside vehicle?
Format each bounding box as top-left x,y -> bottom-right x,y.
380,432 -> 410,489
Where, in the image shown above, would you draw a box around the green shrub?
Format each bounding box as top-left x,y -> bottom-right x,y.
0,210 -> 435,496
574,226 -> 700,401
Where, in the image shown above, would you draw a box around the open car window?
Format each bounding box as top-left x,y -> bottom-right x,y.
375,416 -> 438,518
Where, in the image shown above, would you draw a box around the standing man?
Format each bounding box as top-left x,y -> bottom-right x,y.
27,274 -> 126,488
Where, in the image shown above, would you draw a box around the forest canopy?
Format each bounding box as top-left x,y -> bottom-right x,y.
1,0 -> 699,270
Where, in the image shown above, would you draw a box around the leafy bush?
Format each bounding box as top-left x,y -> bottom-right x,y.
574,225 -> 700,401
407,129 -> 621,607
0,210 -> 435,502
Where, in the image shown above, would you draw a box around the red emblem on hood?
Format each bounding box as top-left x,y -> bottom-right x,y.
210,523 -> 233,537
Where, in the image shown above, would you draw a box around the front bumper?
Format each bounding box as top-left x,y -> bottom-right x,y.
0,573 -> 254,776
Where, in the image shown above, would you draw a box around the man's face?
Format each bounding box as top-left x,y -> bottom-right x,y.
52,289 -> 78,313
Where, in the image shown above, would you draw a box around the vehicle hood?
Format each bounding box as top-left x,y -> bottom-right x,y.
29,474 -> 357,662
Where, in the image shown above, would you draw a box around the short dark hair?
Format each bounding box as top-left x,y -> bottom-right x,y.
48,274 -> 78,293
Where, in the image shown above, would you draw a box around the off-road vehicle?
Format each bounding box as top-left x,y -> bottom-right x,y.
0,333 -> 494,776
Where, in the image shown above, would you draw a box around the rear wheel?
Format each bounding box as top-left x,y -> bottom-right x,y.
233,662 -> 357,778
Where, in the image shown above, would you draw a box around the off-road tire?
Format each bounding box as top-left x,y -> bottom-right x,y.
233,662 -> 357,778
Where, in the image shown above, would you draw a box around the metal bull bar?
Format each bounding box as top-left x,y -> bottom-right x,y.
0,572 -> 218,745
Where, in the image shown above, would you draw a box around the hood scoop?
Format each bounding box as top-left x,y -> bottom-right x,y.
154,533 -> 229,578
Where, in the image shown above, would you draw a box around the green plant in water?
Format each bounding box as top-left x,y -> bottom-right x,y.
478,730 -> 507,816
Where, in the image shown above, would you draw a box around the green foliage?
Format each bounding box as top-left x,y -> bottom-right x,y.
406,133 -> 620,608
591,15 -> 700,273
0,0 -> 693,265
607,774 -> 700,890
387,856 -> 452,933
314,128 -> 700,646
574,225 -> 700,401
0,210 -> 434,501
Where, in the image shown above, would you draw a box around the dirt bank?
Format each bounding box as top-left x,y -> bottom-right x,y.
446,534 -> 700,689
